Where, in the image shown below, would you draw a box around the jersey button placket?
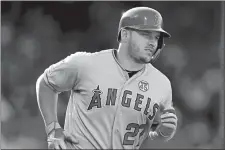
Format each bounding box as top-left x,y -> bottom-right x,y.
111,83 -> 126,148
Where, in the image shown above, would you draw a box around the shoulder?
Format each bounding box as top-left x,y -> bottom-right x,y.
146,64 -> 171,88
68,49 -> 113,61
63,49 -> 114,70
90,49 -> 114,59
65,51 -> 91,62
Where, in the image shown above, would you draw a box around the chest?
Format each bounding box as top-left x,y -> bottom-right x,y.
74,64 -> 165,116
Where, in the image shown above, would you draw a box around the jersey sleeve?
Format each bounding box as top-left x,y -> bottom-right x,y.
43,52 -> 84,93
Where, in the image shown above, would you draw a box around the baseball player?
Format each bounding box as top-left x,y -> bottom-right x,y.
36,7 -> 178,149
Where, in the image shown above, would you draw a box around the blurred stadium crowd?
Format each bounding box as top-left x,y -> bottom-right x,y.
1,1 -> 224,149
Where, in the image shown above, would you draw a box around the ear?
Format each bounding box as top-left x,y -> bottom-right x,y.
120,28 -> 130,43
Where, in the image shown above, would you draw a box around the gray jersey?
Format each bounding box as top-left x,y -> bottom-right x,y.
43,49 -> 173,149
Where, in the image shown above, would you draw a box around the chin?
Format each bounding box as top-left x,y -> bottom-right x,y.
139,57 -> 151,64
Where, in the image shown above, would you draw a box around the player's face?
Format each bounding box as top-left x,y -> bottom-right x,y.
128,30 -> 160,64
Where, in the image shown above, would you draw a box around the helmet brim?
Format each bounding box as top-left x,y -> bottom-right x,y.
117,26 -> 171,42
128,26 -> 171,38
145,28 -> 171,38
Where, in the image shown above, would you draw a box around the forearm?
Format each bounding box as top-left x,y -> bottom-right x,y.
36,74 -> 59,126
149,117 -> 177,142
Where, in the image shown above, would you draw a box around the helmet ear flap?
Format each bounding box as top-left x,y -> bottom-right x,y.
150,48 -> 162,63
157,34 -> 164,49
150,35 -> 165,63
117,30 -> 122,42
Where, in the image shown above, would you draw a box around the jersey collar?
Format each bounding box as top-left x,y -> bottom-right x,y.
112,49 -> 146,73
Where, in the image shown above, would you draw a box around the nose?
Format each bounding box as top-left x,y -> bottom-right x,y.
147,41 -> 157,49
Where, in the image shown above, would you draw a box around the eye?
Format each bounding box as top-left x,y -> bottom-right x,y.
155,36 -> 160,40
140,32 -> 149,36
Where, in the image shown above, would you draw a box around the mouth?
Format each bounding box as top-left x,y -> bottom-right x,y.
144,48 -> 154,54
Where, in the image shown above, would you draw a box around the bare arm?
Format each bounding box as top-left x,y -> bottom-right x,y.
36,73 -> 59,127
35,53 -> 83,127
35,53 -> 85,149
36,74 -> 79,149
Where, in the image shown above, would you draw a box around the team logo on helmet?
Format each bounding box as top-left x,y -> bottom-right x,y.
144,16 -> 148,25
138,80 -> 149,92
154,14 -> 161,27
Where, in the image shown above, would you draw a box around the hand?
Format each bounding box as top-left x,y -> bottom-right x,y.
158,108 -> 177,140
47,128 -> 79,149
149,130 -> 159,140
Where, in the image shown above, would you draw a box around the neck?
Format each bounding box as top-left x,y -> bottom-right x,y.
116,43 -> 145,71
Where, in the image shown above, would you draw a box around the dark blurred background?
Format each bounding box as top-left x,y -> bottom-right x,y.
1,1 -> 224,149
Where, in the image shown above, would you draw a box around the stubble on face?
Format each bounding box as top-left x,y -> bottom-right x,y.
128,39 -> 152,64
